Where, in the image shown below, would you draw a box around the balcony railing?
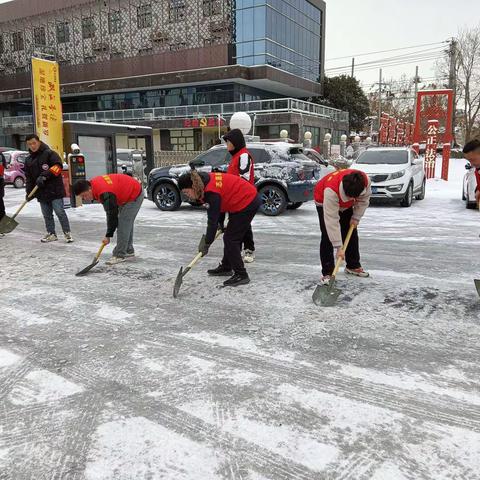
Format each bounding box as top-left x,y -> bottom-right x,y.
1,97 -> 349,128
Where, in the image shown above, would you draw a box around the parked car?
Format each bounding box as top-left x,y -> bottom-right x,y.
303,148 -> 329,167
353,147 -> 426,207
0,147 -> 15,153
2,150 -> 28,188
147,142 -> 330,216
463,162 -> 478,209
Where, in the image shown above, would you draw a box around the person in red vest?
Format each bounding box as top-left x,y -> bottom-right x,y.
73,174 -> 143,265
463,139 -> 480,205
314,169 -> 371,284
0,152 -> 6,237
223,128 -> 256,263
177,170 -> 260,287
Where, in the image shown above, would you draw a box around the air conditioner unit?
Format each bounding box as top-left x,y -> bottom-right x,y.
209,21 -> 228,33
151,29 -> 169,43
92,40 -> 109,52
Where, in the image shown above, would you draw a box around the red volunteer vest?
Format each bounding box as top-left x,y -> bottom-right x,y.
227,147 -> 255,185
91,174 -> 142,206
475,168 -> 480,191
0,164 -> 4,177
314,169 -> 368,208
204,172 -> 257,213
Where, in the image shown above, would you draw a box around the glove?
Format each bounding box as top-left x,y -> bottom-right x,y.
36,176 -> 46,188
217,222 -> 225,233
198,234 -> 210,257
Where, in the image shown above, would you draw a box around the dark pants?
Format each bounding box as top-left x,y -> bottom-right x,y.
243,225 -> 255,251
317,206 -> 361,276
40,198 -> 71,235
0,178 -> 5,220
221,197 -> 260,275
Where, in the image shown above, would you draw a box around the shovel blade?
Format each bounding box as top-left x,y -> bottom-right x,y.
0,216 -> 18,234
475,279 -> 480,297
75,259 -> 100,276
173,267 -> 184,298
312,280 -> 341,307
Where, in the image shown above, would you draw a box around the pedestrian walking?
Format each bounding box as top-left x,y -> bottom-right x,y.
224,128 -> 256,263
177,170 -> 260,287
314,169 -> 371,284
463,139 -> 480,205
24,134 -> 73,243
73,173 -> 143,265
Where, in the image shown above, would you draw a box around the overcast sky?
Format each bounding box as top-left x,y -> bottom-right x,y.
1,0 -> 478,92
326,0 -> 480,91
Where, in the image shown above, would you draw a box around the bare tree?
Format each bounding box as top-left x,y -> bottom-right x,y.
437,26 -> 480,142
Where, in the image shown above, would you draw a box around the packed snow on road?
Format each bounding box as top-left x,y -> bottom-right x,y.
0,159 -> 479,479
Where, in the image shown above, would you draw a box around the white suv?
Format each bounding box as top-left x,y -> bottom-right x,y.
353,147 -> 426,207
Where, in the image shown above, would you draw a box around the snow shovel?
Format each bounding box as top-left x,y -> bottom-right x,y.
75,243 -> 107,276
312,224 -> 356,307
173,230 -> 222,298
0,186 -> 38,234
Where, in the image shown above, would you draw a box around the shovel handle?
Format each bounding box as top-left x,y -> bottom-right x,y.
12,186 -> 39,219
332,224 -> 356,278
95,243 -> 106,260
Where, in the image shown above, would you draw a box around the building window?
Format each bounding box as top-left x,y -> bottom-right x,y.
203,0 -> 220,16
84,55 -> 96,64
0,35 -> 4,54
169,0 -> 186,23
108,11 -> 122,34
137,4 -> 152,29
12,32 -> 24,51
169,42 -> 187,51
56,22 -> 70,43
138,46 -> 153,55
82,17 -> 95,39
34,26 -> 46,46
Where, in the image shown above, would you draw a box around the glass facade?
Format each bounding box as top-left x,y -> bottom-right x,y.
235,0 -> 322,81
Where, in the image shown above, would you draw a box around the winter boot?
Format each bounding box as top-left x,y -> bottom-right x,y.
223,273 -> 250,287
125,251 -> 135,258
41,233 -> 58,243
320,275 -> 332,286
106,256 -> 127,265
345,267 -> 370,278
243,249 -> 255,263
64,232 -> 74,243
208,264 -> 233,276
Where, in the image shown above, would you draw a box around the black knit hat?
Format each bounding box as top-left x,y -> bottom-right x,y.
223,128 -> 246,153
177,173 -> 193,190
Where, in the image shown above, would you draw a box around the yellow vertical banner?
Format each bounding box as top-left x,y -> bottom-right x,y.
31,57 -> 63,157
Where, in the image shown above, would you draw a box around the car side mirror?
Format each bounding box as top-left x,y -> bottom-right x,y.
465,163 -> 472,170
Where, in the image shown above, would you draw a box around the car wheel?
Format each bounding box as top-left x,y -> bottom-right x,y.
400,182 -> 413,207
415,179 -> 426,200
13,176 -> 25,188
287,202 -> 303,210
153,183 -> 181,211
258,185 -> 288,216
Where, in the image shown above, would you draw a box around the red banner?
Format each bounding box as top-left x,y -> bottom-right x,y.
388,117 -> 397,145
379,113 -> 390,145
413,89 -> 454,180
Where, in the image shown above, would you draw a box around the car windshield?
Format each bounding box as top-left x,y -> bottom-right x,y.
356,150 -> 408,165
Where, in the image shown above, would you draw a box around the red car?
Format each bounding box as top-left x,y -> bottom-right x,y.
3,150 -> 28,188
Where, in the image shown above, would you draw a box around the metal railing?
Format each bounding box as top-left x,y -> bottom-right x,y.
2,97 -> 349,128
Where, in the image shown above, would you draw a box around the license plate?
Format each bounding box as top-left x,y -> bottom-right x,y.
372,186 -> 378,194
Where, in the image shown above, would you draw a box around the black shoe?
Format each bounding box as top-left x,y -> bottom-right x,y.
223,273 -> 250,287
207,264 -> 233,276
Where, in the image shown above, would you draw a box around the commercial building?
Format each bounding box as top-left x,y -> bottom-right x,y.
0,0 -> 348,152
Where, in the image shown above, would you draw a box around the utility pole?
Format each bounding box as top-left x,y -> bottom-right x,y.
448,38 -> 457,145
413,66 -> 419,123
378,68 -> 382,133
351,57 -> 355,78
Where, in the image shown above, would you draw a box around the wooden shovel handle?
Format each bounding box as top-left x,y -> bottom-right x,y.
95,243 -> 106,260
332,224 -> 356,277
12,185 -> 39,218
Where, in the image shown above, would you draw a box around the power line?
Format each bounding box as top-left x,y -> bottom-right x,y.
325,40 -> 449,62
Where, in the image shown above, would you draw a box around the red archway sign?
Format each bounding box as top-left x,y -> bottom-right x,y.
413,89 -> 454,180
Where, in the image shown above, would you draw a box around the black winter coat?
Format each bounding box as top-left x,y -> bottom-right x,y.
25,143 -> 66,202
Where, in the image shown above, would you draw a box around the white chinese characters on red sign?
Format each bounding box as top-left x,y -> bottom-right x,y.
424,120 -> 439,179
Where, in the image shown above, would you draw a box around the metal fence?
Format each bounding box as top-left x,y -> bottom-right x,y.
154,150 -> 202,168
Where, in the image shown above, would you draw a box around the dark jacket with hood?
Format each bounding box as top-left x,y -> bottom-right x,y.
25,142 -> 65,202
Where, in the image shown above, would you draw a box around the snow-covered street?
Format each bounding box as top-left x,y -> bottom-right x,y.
1,159 -> 479,480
